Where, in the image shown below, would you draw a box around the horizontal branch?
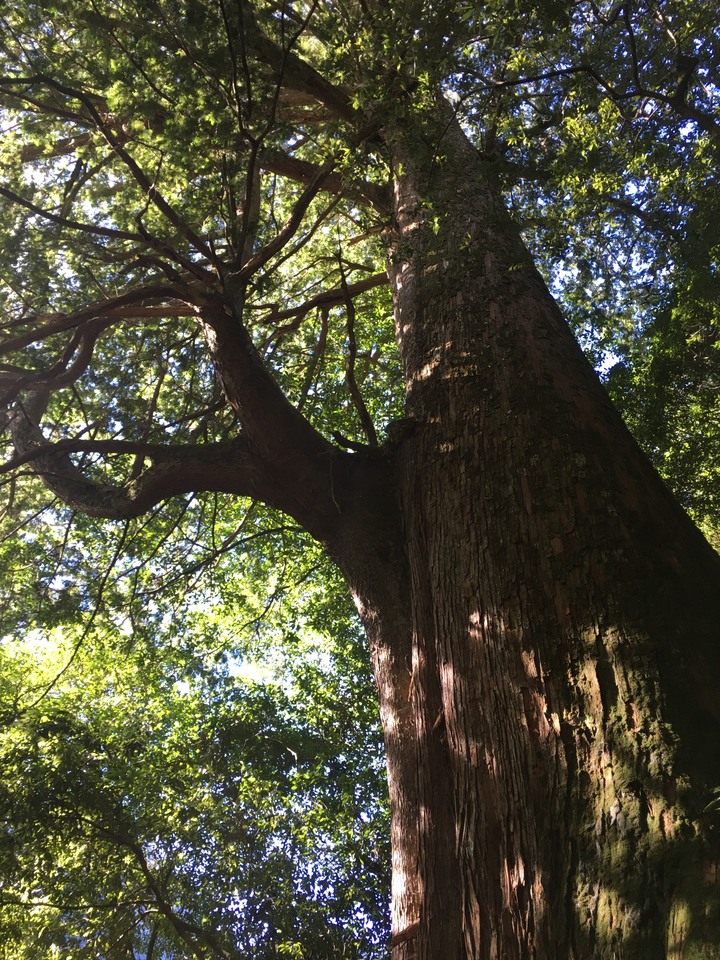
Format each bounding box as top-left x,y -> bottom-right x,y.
0,283 -> 190,356
19,131 -> 94,163
0,894 -> 147,912
6,410 -> 285,519
607,195 -> 681,235
259,271 -> 388,338
260,149 -> 390,211
0,436 -> 191,475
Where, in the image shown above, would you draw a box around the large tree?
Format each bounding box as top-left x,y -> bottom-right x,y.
1,1 -> 720,957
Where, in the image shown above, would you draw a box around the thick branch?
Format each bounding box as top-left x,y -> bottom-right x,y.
7,409 -> 283,519
242,1 -> 356,124
661,94 -> 720,149
260,149 -> 390,211
197,297 -> 331,468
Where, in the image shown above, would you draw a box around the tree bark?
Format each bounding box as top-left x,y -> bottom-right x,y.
338,111 -> 720,959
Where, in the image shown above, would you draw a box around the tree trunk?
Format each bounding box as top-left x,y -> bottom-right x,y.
338,112 -> 720,959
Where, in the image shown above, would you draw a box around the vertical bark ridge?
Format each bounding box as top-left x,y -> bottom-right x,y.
403,466 -> 465,959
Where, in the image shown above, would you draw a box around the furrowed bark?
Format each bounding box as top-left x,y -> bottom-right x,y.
376,108 -> 720,959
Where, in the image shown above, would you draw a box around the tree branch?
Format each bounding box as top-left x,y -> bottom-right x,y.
260,148 -> 390,211
0,320 -> 106,405
258,271 -> 388,335
0,183 -> 143,243
196,296 -> 332,470
120,832 -> 241,960
338,258 -> 378,446
234,157 -> 337,280
0,283 -> 191,356
3,75 -> 218,265
80,814 -> 239,960
241,0 -> 356,124
6,408 -> 285,520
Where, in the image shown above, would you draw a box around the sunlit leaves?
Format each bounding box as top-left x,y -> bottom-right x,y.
0,0 -> 404,470
0,503 -> 390,958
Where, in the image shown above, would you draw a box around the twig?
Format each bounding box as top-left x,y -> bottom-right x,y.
338,255 -> 378,446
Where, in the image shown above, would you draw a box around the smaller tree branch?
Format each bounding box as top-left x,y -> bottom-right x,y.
4,75 -> 219,265
234,145 -> 263,266
0,183 -> 143,242
19,131 -> 92,163
338,258 -> 378,446
0,321 -> 106,405
0,283 -> 191,357
589,0 -> 624,26
472,57 -> 720,150
297,305 -> 329,411
120,833 -> 241,960
607,195 -> 681,236
242,0 -> 356,124
234,158 -> 337,280
258,270 -> 388,337
80,813 -> 239,960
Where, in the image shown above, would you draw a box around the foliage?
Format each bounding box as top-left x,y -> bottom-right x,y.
0,490 -> 390,959
0,1 -> 719,956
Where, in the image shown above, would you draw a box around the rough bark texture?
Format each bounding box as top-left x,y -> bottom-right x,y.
334,113 -> 720,959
